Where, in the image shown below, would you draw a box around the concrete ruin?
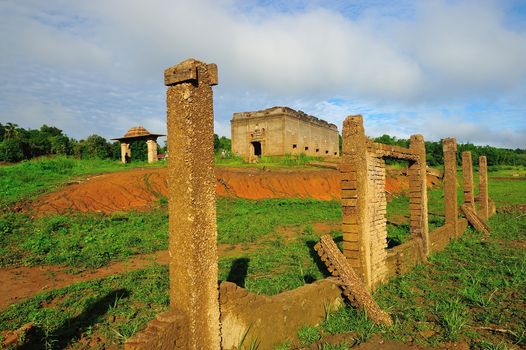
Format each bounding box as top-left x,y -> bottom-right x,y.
126,59 -> 497,349
231,106 -> 339,160
112,126 -> 165,164
340,115 -> 428,290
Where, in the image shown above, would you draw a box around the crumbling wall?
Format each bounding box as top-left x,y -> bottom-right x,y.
365,154 -> 388,288
341,115 -> 428,290
219,279 -> 343,349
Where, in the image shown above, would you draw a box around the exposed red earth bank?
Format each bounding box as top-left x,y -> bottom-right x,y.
30,167 -> 438,216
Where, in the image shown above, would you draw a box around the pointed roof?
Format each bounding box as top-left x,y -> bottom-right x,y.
111,126 -> 165,141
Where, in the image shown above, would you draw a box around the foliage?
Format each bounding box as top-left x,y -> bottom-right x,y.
373,134 -> 526,167
0,122 -> 152,163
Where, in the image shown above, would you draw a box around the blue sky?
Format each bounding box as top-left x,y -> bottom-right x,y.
1,0 -> 525,148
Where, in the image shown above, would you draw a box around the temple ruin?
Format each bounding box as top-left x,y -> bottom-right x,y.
231,106 -> 339,160
112,126 -> 165,164
126,58 -> 496,349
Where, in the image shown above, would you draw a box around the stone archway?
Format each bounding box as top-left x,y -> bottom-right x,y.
112,126 -> 165,164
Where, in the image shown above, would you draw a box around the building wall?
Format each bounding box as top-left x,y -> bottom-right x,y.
231,107 -> 339,159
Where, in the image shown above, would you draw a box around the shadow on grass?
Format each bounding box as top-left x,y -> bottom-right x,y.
226,257 -> 250,288
22,289 -> 130,350
304,236 -> 343,280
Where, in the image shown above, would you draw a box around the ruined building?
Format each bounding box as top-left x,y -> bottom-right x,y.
112,126 -> 165,164
231,107 -> 339,159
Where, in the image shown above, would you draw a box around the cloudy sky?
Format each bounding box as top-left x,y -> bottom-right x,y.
1,0 -> 525,148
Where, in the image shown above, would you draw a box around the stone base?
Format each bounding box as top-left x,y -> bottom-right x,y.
125,311 -> 187,350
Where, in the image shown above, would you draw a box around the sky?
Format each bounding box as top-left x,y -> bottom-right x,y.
1,0 -> 526,149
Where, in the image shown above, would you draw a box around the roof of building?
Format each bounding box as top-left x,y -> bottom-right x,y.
231,106 -> 338,131
111,126 -> 165,141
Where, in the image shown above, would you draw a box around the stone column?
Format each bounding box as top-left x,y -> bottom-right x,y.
462,151 -> 475,208
120,142 -> 130,164
479,156 -> 489,221
409,135 -> 429,255
146,139 -> 158,163
165,59 -> 220,349
340,115 -> 371,287
442,138 -> 458,235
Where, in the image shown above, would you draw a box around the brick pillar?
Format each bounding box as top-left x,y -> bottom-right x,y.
164,59 -> 220,349
340,115 -> 371,287
409,135 -> 429,255
146,139 -> 158,163
462,151 -> 475,208
479,156 -> 489,221
442,138 -> 458,235
120,142 -> 130,164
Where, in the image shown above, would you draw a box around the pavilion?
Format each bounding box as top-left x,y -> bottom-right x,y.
111,126 -> 165,164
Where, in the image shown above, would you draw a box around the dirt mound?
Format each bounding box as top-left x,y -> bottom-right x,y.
30,167 -> 434,216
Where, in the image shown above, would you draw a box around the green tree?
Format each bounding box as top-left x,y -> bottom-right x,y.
81,135 -> 112,159
0,139 -> 25,162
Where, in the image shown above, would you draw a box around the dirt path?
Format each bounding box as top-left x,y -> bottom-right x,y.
0,222 -> 340,311
29,167 -> 421,216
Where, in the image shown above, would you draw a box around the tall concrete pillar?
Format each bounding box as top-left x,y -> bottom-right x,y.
409,135 -> 429,255
340,115 -> 370,287
479,156 -> 489,221
120,142 -> 130,164
462,151 -> 475,208
165,59 -> 220,349
146,139 -> 158,163
442,138 -> 458,236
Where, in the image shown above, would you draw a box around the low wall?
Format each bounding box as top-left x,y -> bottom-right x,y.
220,279 -> 343,349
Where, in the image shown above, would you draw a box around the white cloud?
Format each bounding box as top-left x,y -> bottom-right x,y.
0,0 -> 525,148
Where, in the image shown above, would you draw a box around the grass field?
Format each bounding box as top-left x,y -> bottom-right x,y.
215,153 -> 326,168
0,160 -> 525,349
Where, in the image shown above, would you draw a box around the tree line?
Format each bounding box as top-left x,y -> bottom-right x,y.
0,122 -> 524,166
373,134 -> 526,167
0,123 -> 163,163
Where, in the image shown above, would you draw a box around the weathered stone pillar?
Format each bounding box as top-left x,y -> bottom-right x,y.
165,59 -> 220,349
146,139 -> 158,163
479,156 -> 489,221
462,151 -> 475,208
409,135 -> 429,255
442,138 -> 458,236
120,142 -> 130,164
340,115 -> 371,287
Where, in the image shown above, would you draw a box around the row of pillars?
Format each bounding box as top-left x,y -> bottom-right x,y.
119,139 -> 159,164
444,139 -> 490,231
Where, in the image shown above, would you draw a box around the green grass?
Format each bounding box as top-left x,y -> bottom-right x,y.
1,161 -> 525,348
0,212 -> 524,349
215,153 -> 325,168
0,210 -> 169,269
0,157 -> 162,210
0,198 -> 342,269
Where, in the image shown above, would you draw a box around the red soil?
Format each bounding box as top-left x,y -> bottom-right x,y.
30,167 -> 421,216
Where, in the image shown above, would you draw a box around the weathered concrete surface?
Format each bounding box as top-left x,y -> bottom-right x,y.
479,156 -> 489,220
231,106 -> 339,159
219,279 -> 343,349
340,115 -> 370,286
126,58 -> 221,350
165,59 -> 221,349
462,151 -> 475,208
443,138 -> 458,236
409,134 -> 429,255
147,139 -> 158,164
125,312 -> 187,350
120,142 -> 130,164
315,235 -> 392,326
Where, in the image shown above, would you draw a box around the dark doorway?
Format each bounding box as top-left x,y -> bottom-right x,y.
252,141 -> 262,156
